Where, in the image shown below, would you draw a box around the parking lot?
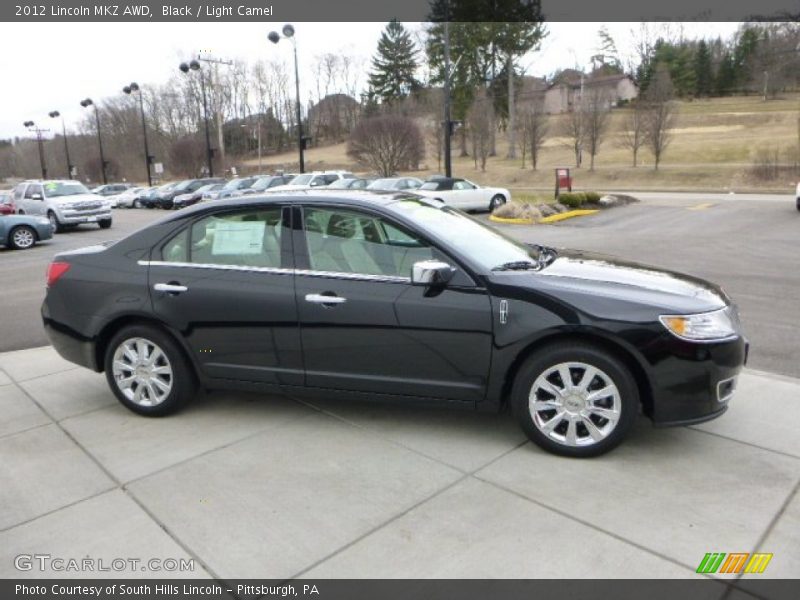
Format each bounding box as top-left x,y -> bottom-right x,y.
1,193 -> 799,584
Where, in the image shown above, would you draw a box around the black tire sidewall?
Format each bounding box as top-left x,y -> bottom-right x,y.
98,219 -> 112,229
511,342 -> 639,458
48,211 -> 62,233
104,325 -> 195,416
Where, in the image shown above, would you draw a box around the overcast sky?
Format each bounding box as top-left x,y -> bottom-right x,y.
0,21 -> 740,139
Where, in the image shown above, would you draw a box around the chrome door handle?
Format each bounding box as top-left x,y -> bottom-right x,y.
154,283 -> 188,294
305,293 -> 346,305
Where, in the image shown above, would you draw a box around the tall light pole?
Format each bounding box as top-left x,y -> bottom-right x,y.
23,121 -> 48,179
269,24 -> 306,173
123,82 -> 153,186
48,111 -> 73,179
179,59 -> 214,177
443,19 -> 453,178
80,98 -> 108,184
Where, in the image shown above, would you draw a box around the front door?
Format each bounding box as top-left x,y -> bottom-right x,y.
294,204 -> 493,402
149,204 -> 302,385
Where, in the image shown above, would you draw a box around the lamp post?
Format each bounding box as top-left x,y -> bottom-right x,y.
23,121 -> 48,179
123,82 -> 153,186
179,59 -> 214,177
48,111 -> 73,179
269,24 -> 305,173
80,98 -> 108,184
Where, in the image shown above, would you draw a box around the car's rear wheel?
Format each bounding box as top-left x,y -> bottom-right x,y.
133,199 -> 142,208
510,341 -> 638,457
489,194 -> 506,211
47,211 -> 63,233
8,225 -> 36,250
104,325 -> 195,416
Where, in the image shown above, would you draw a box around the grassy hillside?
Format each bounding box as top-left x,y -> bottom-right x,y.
244,94 -> 800,194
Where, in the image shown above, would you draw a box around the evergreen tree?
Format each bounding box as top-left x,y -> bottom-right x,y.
694,40 -> 713,97
368,20 -> 421,105
715,52 -> 737,96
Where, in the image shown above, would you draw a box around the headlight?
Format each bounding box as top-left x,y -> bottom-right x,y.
659,307 -> 739,342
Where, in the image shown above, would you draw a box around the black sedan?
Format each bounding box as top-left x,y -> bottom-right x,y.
41,192 -> 747,457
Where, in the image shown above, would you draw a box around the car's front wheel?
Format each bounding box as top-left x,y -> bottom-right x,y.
8,225 -> 37,250
510,341 -> 638,457
104,325 -> 196,416
47,211 -> 62,233
98,219 -> 112,229
489,194 -> 506,211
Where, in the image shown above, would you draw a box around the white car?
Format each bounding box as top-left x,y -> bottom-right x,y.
414,177 -> 510,211
270,171 -> 355,191
113,187 -> 147,208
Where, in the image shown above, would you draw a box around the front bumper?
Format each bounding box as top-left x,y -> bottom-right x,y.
58,209 -> 112,224
649,335 -> 748,426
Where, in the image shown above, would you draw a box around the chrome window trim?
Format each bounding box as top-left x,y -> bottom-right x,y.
295,269 -> 409,284
138,260 -> 410,283
138,260 -> 293,276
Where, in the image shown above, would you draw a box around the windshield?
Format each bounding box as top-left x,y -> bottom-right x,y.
326,179 -> 354,189
250,177 -> 274,191
392,200 -> 540,271
157,183 -> 175,192
289,174 -> 313,185
173,180 -> 194,191
221,179 -> 242,190
419,182 -> 441,191
368,179 -> 397,189
43,182 -> 90,197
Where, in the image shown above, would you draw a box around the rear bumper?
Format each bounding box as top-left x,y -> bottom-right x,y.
42,305 -> 100,372
649,335 -> 748,426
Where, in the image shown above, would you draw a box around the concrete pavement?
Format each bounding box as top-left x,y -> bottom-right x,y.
0,346 -> 798,581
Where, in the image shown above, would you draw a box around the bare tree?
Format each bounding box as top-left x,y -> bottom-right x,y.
619,101 -> 647,167
467,89 -> 493,171
643,66 -> 677,170
560,103 -> 585,168
519,96 -> 548,169
584,87 -> 611,170
347,115 -> 424,176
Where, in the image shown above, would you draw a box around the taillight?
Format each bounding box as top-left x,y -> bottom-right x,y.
46,262 -> 71,287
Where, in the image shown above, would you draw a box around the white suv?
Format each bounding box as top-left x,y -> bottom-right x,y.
13,180 -> 112,232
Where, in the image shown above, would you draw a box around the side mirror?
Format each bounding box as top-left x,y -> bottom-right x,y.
31,193 -> 42,200
411,260 -> 455,287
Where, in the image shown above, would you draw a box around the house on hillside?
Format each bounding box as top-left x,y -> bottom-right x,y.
543,73 -> 638,113
307,93 -> 360,143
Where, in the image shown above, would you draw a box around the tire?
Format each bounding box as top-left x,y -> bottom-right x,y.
133,199 -> 142,209
47,211 -> 63,233
796,197 -> 800,211
98,219 -> 112,229
104,324 -> 196,416
8,225 -> 37,250
510,341 -> 639,458
489,194 -> 506,211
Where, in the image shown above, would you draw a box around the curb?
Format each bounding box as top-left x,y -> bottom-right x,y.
488,214 -> 535,225
538,209 -> 600,224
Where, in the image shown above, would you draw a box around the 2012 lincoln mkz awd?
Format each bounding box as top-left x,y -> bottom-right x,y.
41,192 -> 747,457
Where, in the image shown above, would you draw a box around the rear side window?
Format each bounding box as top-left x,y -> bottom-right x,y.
161,208 -> 284,268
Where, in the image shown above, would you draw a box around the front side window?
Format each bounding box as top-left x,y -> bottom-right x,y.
25,184 -> 43,199
302,207 -> 433,278
161,208 -> 284,269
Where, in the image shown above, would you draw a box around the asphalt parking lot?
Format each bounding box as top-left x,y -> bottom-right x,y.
0,194 -> 799,584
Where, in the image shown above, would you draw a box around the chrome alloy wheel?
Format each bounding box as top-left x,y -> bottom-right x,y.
12,227 -> 35,248
529,362 -> 621,447
112,337 -> 173,407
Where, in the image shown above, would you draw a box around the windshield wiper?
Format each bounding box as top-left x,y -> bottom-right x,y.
492,260 -> 539,271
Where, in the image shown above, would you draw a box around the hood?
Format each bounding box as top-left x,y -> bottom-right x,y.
495,248 -> 728,315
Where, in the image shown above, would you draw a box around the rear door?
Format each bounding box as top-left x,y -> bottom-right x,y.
293,204 -> 493,401
149,203 -> 302,385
